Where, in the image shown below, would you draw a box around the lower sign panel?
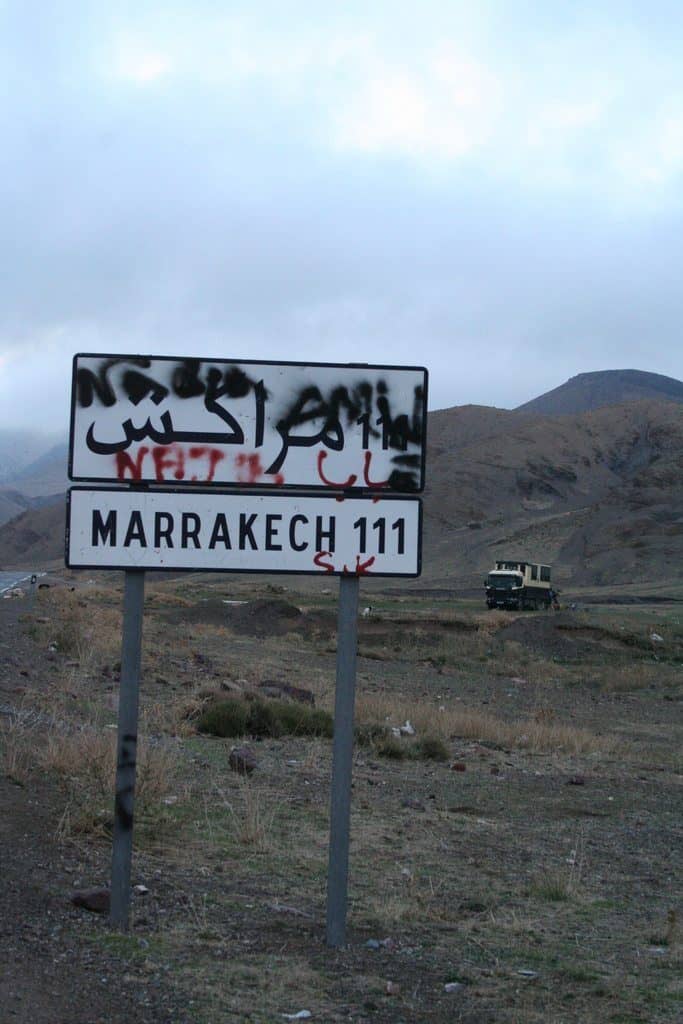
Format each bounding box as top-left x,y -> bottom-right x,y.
66,487 -> 422,577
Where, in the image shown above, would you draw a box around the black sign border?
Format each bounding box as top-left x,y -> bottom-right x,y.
68,354 -> 428,494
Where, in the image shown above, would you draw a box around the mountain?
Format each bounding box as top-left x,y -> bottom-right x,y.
8,442 -> 69,498
516,369 -> 683,416
0,442 -> 68,528
0,500 -> 66,568
423,398 -> 683,590
0,488 -> 33,530
0,430 -> 63,482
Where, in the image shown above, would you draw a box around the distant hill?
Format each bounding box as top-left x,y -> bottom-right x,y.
0,499 -> 66,568
0,488 -> 33,531
424,398 -> 683,590
516,369 -> 683,416
0,441 -> 68,527
8,442 -> 69,498
0,430 -> 63,482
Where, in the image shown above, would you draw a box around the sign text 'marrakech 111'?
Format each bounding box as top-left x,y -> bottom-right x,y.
66,488 -> 422,577
69,355 -> 428,493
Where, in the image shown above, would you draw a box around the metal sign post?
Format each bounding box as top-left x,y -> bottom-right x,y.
326,574 -> 360,947
110,569 -> 145,930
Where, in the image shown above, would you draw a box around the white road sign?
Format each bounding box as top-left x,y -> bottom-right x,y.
69,355 -> 427,492
66,487 -> 422,576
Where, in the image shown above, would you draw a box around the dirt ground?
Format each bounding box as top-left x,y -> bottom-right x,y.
1,576 -> 682,1023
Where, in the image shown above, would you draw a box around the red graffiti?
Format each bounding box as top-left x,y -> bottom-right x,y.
115,447 -> 149,480
362,450 -> 389,489
235,453 -> 284,486
188,447 -> 225,482
313,551 -> 335,573
343,554 -> 376,576
114,444 -> 225,482
317,450 -> 357,489
152,445 -> 185,481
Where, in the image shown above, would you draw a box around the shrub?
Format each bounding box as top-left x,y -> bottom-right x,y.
414,735 -> 450,761
247,699 -> 283,738
197,699 -> 250,738
197,697 -> 334,740
355,722 -> 391,747
374,736 -> 408,759
274,702 -> 334,738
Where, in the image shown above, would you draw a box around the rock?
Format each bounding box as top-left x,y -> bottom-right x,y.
280,684 -> 315,706
650,633 -> 664,643
258,684 -> 283,700
444,982 -> 464,993
257,681 -> 315,705
220,680 -> 243,694
566,775 -> 585,786
282,1012 -> 312,1020
365,939 -> 381,949
133,884 -> 149,896
385,981 -> 400,995
71,888 -> 110,914
229,746 -> 257,775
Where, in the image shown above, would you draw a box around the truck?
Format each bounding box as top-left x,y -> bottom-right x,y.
485,559 -> 554,611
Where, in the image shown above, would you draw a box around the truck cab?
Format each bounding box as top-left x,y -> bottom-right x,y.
485,560 -> 553,610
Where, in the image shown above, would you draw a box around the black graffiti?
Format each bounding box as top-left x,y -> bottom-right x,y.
114,733 -> 137,831
78,359 -> 424,485
266,382 -> 424,476
77,357 -> 153,407
82,359 -> 267,453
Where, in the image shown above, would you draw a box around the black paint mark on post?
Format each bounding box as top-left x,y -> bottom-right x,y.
110,569 -> 145,931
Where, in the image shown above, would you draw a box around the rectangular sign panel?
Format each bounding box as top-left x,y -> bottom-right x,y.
69,355 -> 427,493
66,487 -> 422,577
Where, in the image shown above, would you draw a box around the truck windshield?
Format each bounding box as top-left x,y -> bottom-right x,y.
487,574 -> 520,589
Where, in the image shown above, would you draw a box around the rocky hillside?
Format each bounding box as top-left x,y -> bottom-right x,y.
0,438 -> 68,529
423,398 -> 683,589
516,369 -> 683,416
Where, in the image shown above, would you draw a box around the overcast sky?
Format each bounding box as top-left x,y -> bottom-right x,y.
2,1 -> 683,434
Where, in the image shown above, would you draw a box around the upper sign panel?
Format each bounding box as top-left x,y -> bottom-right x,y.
69,355 -> 428,492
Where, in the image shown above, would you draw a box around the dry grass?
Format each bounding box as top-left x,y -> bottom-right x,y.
212,779 -> 277,852
35,725 -> 180,839
355,692 -> 617,754
600,661 -> 681,692
28,588 -> 121,669
0,718 -> 34,785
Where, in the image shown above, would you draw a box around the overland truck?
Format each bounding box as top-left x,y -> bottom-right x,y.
485,559 -> 554,610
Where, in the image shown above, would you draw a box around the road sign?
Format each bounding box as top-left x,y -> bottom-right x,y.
67,353 -> 428,939
69,354 -> 427,492
66,486 -> 422,576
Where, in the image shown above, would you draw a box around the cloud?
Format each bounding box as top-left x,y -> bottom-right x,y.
1,1 -> 683,434
333,48 -> 500,160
